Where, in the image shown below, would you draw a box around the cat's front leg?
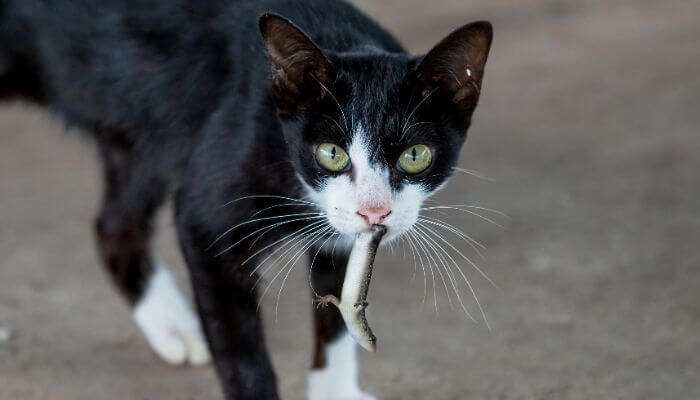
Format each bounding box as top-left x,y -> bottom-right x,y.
176,215 -> 280,400
309,249 -> 377,400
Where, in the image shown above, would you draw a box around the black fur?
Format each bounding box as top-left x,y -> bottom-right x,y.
0,0 -> 491,398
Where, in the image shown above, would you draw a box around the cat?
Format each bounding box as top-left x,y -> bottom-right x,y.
0,0 -> 492,399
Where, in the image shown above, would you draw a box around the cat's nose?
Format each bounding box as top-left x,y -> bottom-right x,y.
356,206 -> 392,226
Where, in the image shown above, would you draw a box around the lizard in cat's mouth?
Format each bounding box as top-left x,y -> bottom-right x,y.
318,224 -> 387,352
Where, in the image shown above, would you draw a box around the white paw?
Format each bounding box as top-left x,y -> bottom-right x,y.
308,389 -> 376,400
307,333 -> 376,400
337,391 -> 377,400
133,267 -> 211,366
355,393 -> 377,400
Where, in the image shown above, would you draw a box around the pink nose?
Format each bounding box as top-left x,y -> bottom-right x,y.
356,206 -> 392,225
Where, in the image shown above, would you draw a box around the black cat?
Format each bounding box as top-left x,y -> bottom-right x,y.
0,0 -> 492,398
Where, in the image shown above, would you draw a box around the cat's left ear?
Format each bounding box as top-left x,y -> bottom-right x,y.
416,21 -> 493,122
259,14 -> 333,118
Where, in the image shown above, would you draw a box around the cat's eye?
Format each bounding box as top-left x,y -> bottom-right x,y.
316,143 -> 350,172
398,144 -> 432,174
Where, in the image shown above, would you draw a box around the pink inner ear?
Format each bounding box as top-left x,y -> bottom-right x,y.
418,21 -> 492,111
260,14 -> 332,117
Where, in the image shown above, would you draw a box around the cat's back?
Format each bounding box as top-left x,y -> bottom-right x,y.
5,0 -> 233,132
3,0 -> 402,134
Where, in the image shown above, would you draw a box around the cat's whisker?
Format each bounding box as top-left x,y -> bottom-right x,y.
397,235 -> 410,270
417,217 -> 487,259
422,204 -> 509,219
257,226 -> 331,315
330,232 -> 341,266
249,202 -> 315,218
415,222 -> 492,331
414,224 -> 477,323
246,220 -> 329,272
402,121 -> 433,138
208,212 -> 325,251
212,215 -> 326,257
417,221 -> 498,291
320,114 -> 346,136
219,194 -> 317,209
451,167 -> 495,182
251,223 -> 332,298
401,87 -> 438,134
307,230 -> 339,299
281,228 -> 336,318
272,228 -> 334,318
404,231 -> 427,304
408,230 -> 438,313
252,231 -> 314,292
420,206 -> 505,228
405,230 -> 428,304
413,226 -> 471,317
213,215 -> 326,257
400,91 -> 416,125
247,216 -> 327,252
419,215 -> 487,249
414,226 -> 456,311
311,75 -> 349,132
388,240 -> 396,257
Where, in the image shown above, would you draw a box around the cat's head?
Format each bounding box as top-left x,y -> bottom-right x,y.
260,15 -> 492,244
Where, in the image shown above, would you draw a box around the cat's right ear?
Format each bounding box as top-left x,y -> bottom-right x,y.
259,14 -> 333,118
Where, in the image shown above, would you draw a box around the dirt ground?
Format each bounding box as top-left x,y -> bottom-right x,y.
1,0 -> 699,399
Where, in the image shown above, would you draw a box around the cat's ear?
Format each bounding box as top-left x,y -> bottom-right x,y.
259,14 -> 333,118
416,21 -> 493,122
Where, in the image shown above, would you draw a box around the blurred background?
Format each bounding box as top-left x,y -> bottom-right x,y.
1,0 -> 698,399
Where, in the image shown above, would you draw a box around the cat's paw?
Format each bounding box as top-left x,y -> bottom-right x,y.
307,373 -> 377,400
342,392 -> 377,400
133,267 -> 210,366
308,390 -> 376,400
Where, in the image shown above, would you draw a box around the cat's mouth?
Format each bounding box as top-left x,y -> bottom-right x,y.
328,219 -> 407,248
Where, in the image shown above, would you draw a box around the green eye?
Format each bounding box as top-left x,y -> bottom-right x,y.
316,143 -> 350,172
398,144 -> 432,174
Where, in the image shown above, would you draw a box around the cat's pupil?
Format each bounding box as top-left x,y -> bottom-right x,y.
411,147 -> 417,161
331,146 -> 336,159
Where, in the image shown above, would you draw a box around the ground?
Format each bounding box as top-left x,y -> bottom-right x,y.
1,0 -> 699,399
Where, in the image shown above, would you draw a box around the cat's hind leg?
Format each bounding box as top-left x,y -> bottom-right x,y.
94,136 -> 209,366
309,250 -> 376,400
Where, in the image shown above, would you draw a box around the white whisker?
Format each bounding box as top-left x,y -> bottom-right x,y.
408,230 -> 439,313
418,217 -> 486,259
246,220 -> 328,272
257,226 -> 331,316
414,226 -> 456,310
423,204 -> 508,218
219,194 -> 317,209
208,212 -> 324,251
402,88 -> 438,134
213,215 -> 326,257
307,230 -> 339,298
404,231 -> 428,305
420,206 -> 505,228
417,221 -> 498,290
451,167 -> 495,182
273,228 -> 335,318
252,223 -> 330,293
414,224 -> 477,323
416,223 -> 492,330
249,202 -> 314,218
311,75 -> 349,131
